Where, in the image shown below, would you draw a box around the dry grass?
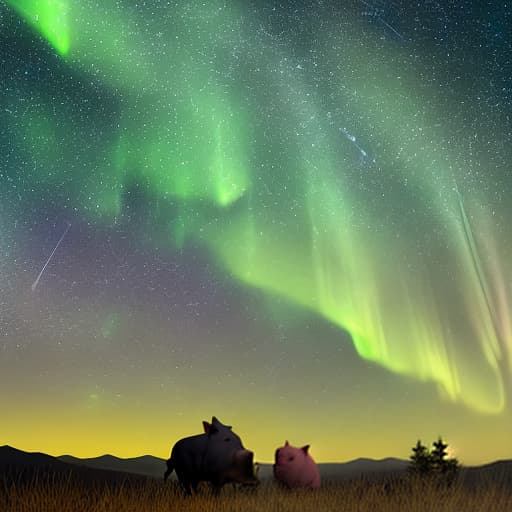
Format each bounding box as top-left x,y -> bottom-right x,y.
2,473 -> 512,512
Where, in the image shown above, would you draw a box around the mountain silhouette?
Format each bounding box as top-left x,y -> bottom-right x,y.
0,445 -> 153,485
0,445 -> 71,470
58,452 -> 408,481
2,445 -> 511,489
254,458 -> 409,482
59,453 -> 166,479
461,460 -> 512,489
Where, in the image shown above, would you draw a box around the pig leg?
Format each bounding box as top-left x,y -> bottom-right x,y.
179,479 -> 193,496
210,483 -> 222,496
178,477 -> 200,496
163,459 -> 173,481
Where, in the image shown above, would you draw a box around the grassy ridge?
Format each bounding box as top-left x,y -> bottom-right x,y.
2,473 -> 512,512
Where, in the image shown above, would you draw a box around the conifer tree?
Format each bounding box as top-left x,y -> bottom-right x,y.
431,437 -> 459,482
409,437 -> 460,485
431,437 -> 449,472
409,440 -> 432,475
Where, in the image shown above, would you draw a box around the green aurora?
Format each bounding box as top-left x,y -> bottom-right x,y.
1,0 -> 511,461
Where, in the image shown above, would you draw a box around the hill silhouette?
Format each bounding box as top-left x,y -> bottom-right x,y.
1,446 -> 410,483
460,460 -> 512,490
58,452 -> 409,481
2,445 -> 511,490
0,445 -> 70,469
59,453 -> 166,479
0,445 -> 154,486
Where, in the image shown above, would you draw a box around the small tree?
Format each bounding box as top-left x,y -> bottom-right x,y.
431,437 -> 459,483
431,437 -> 448,471
409,437 -> 460,485
409,440 -> 432,475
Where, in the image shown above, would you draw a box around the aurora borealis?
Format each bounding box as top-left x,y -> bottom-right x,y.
1,0 -> 511,465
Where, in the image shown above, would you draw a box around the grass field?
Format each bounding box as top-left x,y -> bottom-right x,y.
2,473 -> 512,512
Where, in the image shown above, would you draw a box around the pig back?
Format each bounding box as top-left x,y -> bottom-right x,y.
170,433 -> 210,478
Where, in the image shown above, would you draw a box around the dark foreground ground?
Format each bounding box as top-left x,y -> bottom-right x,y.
1,468 -> 512,512
1,446 -> 511,511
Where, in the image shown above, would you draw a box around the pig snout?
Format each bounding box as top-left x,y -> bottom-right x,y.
233,449 -> 258,483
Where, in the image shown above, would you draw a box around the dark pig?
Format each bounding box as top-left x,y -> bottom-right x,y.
164,416 -> 257,494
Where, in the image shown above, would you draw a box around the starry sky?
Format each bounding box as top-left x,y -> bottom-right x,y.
1,0 -> 511,466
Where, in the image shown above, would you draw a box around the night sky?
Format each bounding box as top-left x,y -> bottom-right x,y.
1,0 -> 511,466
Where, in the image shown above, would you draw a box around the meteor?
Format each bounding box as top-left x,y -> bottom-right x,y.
31,222 -> 71,292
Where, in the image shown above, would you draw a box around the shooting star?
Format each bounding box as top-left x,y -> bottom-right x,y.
377,17 -> 404,40
31,222 -> 71,292
341,127 -> 375,164
359,0 -> 404,40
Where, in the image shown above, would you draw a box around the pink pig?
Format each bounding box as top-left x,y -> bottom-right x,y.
273,441 -> 321,489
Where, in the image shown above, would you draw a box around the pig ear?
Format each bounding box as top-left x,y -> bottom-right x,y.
301,445 -> 310,454
202,421 -> 211,434
206,424 -> 219,437
212,416 -> 231,429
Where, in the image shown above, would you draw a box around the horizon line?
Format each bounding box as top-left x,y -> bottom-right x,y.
2,445 -> 510,468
